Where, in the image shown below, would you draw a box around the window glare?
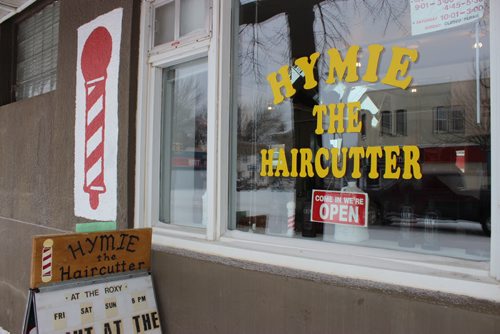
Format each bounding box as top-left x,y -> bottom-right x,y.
159,58 -> 208,227
180,0 -> 207,37
154,1 -> 175,46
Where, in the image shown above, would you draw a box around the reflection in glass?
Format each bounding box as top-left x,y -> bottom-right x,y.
180,0 -> 207,37
160,58 -> 208,227
231,0 -> 491,260
154,1 -> 175,46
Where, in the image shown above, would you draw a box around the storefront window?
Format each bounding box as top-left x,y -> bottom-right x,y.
231,0 -> 491,260
160,58 -> 208,227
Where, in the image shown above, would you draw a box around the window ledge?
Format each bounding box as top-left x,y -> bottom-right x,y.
151,228 -> 500,310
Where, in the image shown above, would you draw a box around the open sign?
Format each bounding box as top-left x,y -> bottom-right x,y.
311,190 -> 368,227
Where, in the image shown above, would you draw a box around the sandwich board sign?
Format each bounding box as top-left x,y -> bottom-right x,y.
22,228 -> 162,334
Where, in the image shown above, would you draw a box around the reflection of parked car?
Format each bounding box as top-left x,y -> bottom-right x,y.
172,151 -> 207,170
364,145 -> 491,236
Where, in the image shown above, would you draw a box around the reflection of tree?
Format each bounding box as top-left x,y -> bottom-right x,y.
171,72 -> 208,150
314,1 -> 409,72
437,65 -> 491,194
452,64 -> 490,150
238,98 -> 286,146
238,0 -> 409,81
237,99 -> 288,190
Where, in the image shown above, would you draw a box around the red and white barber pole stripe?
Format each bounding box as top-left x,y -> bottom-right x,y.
41,239 -> 53,283
286,201 -> 295,237
81,27 -> 112,210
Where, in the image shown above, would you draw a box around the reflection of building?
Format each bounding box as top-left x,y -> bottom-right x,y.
0,1 -> 499,333
236,142 -> 268,190
353,80 -> 491,228
361,80 -> 490,189
362,81 -> 490,150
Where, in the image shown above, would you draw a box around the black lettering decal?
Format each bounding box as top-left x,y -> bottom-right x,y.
67,241 -> 85,259
60,265 -> 71,281
74,269 -> 82,279
99,266 -> 107,275
132,315 -> 141,332
85,237 -> 98,253
114,320 -> 122,334
103,320 -> 121,334
116,233 -> 128,250
100,235 -> 116,252
142,313 -> 152,331
126,235 -> 139,252
152,311 -> 160,329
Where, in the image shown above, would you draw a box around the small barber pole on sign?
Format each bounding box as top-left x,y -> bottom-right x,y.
41,239 -> 53,283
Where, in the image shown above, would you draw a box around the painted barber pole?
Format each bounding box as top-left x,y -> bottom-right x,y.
75,8 -> 122,220
81,27 -> 111,209
41,239 -> 53,283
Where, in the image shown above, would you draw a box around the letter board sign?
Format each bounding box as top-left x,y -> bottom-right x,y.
24,273 -> 162,334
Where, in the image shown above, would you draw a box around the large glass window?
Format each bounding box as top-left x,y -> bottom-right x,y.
231,0 -> 491,260
143,0 -> 212,229
160,58 -> 208,227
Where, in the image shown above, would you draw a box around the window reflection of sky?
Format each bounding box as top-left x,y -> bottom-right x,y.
238,2 -> 489,93
237,0 -> 489,133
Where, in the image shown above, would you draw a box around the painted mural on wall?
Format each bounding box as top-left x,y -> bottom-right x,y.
75,8 -> 123,220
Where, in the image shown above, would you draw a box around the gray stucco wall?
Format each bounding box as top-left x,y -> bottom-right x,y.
152,249 -> 500,334
0,0 -> 139,331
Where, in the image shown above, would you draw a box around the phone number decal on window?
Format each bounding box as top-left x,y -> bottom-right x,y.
411,0 -> 485,36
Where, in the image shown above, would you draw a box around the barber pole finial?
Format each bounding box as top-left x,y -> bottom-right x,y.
81,27 -> 112,210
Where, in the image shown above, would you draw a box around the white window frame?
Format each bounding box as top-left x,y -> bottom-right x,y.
433,106 -> 466,134
136,0 -> 217,238
149,0 -> 212,56
136,0 -> 500,302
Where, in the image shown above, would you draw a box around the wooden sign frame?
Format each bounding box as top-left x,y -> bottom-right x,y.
30,228 -> 152,289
